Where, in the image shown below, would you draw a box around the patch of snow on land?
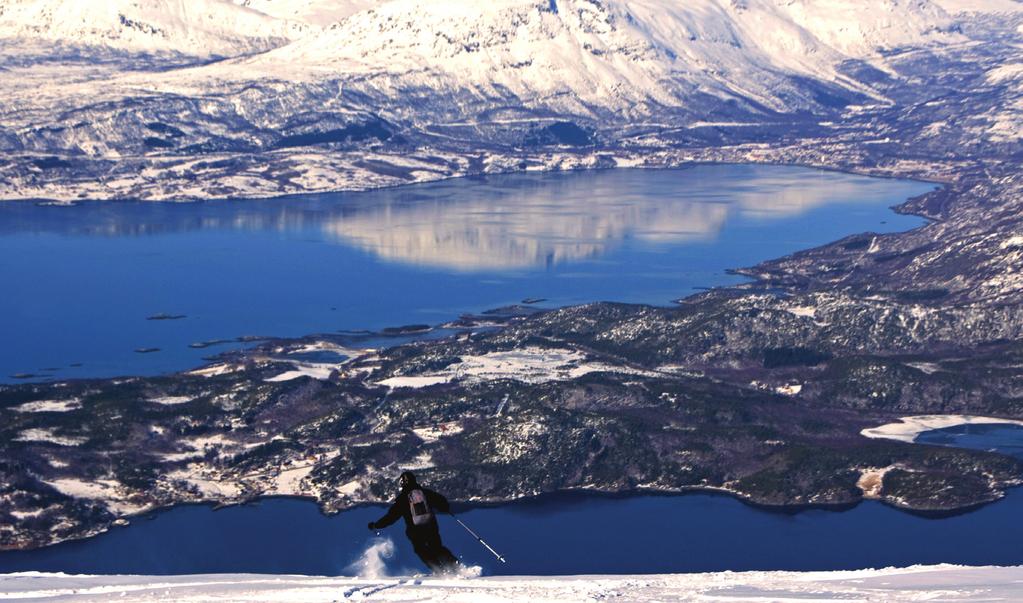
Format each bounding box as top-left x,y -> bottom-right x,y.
160,450 -> 205,463
264,364 -> 336,382
3,564 -> 1023,601
12,398 -> 81,412
146,396 -> 193,405
488,420 -> 549,463
378,375 -> 451,389
41,478 -> 148,515
266,450 -> 341,495
398,451 -> 435,471
14,428 -> 86,446
337,480 -> 361,496
165,465 -> 243,499
263,344 -> 369,382
1000,234 -> 1023,249
10,508 -> 46,520
450,348 -> 589,382
785,305 -> 816,319
411,422 -> 464,444
451,347 -> 660,383
180,434 -> 260,455
861,415 -> 1023,444
379,347 -> 650,389
293,341 -> 372,357
157,433 -> 262,465
775,383 -> 803,396
906,361 -> 942,374
188,363 -> 242,378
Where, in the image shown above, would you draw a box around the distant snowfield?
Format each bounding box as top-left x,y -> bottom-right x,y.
933,0 -> 1023,13
2,565 -> 1022,601
376,346 -> 663,390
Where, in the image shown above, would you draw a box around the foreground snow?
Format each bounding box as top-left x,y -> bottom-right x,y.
2,565 -> 1022,602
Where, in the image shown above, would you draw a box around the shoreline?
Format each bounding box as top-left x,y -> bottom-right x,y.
1,162 -> 1016,552
1,161 -> 1011,553
0,160 -> 939,385
0,156 -> 945,207
4,473 -> 1012,555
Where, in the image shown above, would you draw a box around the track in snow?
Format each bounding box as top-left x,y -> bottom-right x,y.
1,565 -> 1022,602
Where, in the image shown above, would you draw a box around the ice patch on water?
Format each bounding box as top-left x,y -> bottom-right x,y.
347,537 -> 396,578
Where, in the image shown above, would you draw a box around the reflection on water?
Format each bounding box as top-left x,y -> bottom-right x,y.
0,165 -> 934,381
327,169 -> 924,270
322,195 -> 730,270
2,166 -> 933,272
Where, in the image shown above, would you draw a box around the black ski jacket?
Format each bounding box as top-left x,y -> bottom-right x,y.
372,487 -> 450,532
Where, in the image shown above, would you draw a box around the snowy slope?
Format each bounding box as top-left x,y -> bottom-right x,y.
0,0 -> 965,132
768,0 -> 957,58
235,0 -> 380,27
1,565 -> 1022,602
0,0 -> 992,202
0,0 -> 301,56
933,0 -> 1022,14
239,0 -> 960,119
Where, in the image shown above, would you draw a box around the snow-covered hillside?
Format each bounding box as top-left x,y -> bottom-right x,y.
0,0 -> 301,57
0,0 -> 1008,202
1,565 -> 1021,601
933,0 -> 1022,14
243,0 -> 959,118
234,0 -> 379,26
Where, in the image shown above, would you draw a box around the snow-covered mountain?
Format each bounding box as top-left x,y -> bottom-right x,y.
0,0 -> 301,57
0,0 -> 1007,202
234,0 -> 379,27
236,0 -> 959,119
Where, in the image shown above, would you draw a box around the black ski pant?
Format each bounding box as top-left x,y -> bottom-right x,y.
407,526 -> 458,573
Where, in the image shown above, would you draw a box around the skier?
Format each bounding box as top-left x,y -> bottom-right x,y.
368,471 -> 460,573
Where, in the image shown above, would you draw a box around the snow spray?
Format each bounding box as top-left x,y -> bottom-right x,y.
347,537 -> 396,578
452,563 -> 484,579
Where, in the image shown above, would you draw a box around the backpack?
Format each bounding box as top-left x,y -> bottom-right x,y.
408,488 -> 434,526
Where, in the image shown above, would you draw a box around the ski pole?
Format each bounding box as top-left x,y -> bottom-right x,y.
449,513 -> 507,563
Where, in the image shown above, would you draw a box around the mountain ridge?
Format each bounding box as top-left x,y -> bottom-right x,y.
0,0 -> 987,203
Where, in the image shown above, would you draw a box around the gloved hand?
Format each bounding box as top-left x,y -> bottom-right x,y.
367,521 -> 377,531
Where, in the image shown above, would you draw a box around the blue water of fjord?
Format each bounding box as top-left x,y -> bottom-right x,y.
0,165 -> 932,382
2,488 -> 1023,576
4,165 -> 1022,577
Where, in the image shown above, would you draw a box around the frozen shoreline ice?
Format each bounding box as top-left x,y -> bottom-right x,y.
860,415 -> 1023,444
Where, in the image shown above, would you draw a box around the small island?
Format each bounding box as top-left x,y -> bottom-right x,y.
146,314 -> 187,321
